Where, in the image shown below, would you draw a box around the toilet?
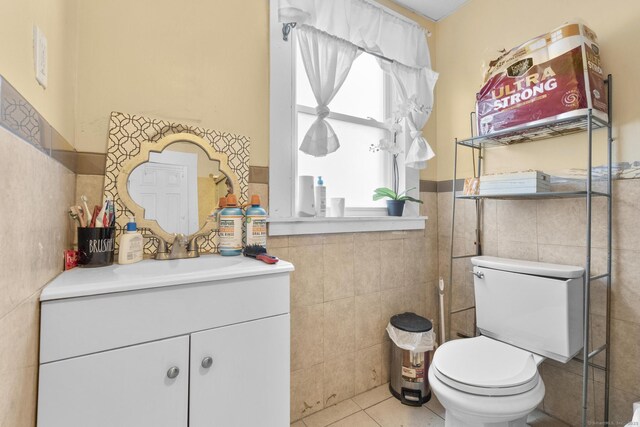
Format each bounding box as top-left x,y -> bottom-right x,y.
429,256 -> 585,427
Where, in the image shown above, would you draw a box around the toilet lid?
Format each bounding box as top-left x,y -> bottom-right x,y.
432,336 -> 540,396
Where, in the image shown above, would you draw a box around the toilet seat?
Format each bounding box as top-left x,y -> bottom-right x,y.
432,336 -> 541,397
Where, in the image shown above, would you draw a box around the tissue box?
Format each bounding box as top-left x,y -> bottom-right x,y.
480,171 -> 550,195
476,22 -> 607,137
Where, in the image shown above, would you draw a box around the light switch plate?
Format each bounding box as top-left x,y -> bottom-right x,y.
33,25 -> 48,88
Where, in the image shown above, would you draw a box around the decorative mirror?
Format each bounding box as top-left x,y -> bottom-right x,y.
116,133 -> 240,243
103,111 -> 250,255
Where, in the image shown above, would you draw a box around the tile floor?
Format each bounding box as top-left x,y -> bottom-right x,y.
292,383 -> 569,427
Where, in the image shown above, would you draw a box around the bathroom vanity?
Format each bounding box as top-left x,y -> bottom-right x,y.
37,256 -> 293,427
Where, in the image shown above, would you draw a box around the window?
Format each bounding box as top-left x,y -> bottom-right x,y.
268,0 -> 424,235
296,46 -> 391,212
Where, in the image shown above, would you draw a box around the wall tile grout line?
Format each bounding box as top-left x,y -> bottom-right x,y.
0,286 -> 43,324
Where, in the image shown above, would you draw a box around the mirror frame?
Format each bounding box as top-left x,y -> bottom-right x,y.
116,132 -> 240,242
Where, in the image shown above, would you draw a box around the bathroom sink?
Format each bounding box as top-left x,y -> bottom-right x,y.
41,254 -> 293,301
112,256 -> 243,276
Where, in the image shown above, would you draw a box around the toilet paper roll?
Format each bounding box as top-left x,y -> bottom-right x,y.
297,176 -> 315,217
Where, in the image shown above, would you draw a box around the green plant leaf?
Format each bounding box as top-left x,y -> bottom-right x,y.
395,187 -> 417,199
398,195 -> 424,204
395,187 -> 422,204
372,186 -> 423,203
372,187 -> 398,200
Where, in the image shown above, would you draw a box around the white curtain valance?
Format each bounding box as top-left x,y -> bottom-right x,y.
279,0 -> 431,69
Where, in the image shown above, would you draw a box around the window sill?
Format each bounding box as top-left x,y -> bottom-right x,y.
267,216 -> 427,236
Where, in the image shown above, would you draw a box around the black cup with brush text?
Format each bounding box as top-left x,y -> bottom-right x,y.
77,227 -> 115,267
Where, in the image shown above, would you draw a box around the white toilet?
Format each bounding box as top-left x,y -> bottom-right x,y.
429,256 -> 585,427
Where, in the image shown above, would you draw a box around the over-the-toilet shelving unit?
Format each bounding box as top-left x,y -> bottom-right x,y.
448,75 -> 613,426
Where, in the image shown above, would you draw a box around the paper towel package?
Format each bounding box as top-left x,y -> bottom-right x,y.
476,22 -> 607,137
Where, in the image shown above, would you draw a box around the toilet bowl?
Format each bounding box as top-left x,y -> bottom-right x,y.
429,336 -> 546,427
430,256 -> 584,426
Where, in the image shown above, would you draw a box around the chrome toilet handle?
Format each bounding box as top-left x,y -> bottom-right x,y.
472,271 -> 484,279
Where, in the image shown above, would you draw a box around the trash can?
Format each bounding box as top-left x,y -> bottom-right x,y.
387,312 -> 435,406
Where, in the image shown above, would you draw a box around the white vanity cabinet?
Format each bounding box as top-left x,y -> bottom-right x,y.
37,256 -> 293,427
38,336 -> 190,427
189,315 -> 290,426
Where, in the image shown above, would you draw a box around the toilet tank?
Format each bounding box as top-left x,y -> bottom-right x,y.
471,256 -> 584,363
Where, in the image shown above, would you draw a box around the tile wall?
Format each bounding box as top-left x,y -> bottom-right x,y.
247,183 -> 440,422
439,179 -> 640,425
0,127 -> 76,427
75,174 -> 640,424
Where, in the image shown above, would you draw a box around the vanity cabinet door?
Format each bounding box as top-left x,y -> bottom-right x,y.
38,336 -> 189,427
189,314 -> 290,427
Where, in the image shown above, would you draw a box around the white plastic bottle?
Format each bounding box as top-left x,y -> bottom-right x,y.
315,176 -> 326,217
118,216 -> 143,264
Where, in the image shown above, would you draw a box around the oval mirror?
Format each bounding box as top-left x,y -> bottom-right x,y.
116,133 -> 240,242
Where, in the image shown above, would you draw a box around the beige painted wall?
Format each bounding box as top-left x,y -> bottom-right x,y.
0,0 -> 78,145
73,0 -> 438,178
75,0 -> 268,163
435,0 -> 640,181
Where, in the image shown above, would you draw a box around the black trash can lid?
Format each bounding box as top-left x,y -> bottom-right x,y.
390,312 -> 432,333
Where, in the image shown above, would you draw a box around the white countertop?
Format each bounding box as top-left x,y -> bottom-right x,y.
41,255 -> 294,301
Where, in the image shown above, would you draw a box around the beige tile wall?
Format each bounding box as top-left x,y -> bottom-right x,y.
74,173 -> 640,423
250,184 -> 440,422
0,127 -> 76,427
439,179 -> 640,425
75,174 -> 105,209
81,175 -> 441,422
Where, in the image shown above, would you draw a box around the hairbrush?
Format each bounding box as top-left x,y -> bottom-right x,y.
243,244 -> 279,264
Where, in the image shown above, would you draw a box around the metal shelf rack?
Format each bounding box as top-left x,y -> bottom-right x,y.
455,190 -> 610,201
448,75 -> 613,426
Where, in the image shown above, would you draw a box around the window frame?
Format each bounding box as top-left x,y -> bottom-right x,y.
268,0 -> 424,236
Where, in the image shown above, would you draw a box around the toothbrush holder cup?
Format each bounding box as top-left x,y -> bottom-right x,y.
77,227 -> 116,267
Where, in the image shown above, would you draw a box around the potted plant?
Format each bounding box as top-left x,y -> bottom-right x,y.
370,108 -> 424,217
373,187 -> 423,216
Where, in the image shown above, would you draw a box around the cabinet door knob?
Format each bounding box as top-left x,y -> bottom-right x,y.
201,356 -> 213,369
167,366 -> 180,379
